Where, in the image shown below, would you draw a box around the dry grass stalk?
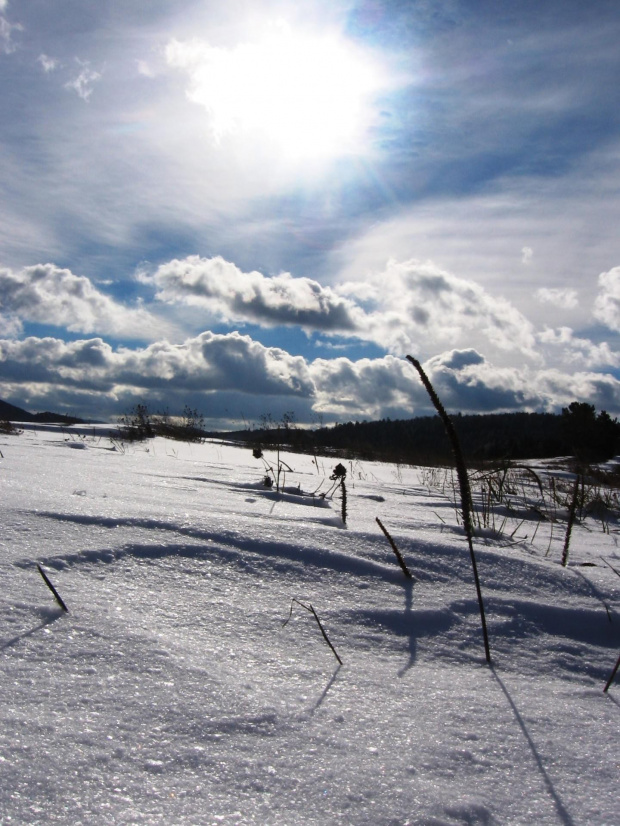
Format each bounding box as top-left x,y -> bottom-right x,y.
37,564 -> 69,612
406,355 -> 491,664
376,517 -> 415,581
604,652 -> 620,693
283,598 -> 343,665
561,474 -> 581,567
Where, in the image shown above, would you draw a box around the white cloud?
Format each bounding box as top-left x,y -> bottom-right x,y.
593,266 -> 620,331
143,256 -> 363,333
521,246 -> 533,264
64,60 -> 101,101
2,333 -> 620,423
535,287 -> 579,309
136,59 -> 155,78
145,255 -> 538,359
38,54 -> 59,73
309,346 -> 620,420
0,331 -> 314,400
0,10 -> 22,54
331,150 -> 620,337
538,326 -> 620,368
0,312 -> 22,337
309,354 -> 418,419
359,258 -> 538,357
0,263 -> 169,340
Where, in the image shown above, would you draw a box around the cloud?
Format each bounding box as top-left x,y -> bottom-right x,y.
538,326 -> 620,368
419,349 -> 620,415
0,8 -> 21,55
38,54 -> 59,73
2,332 -> 620,424
309,354 -> 419,419
0,263 -> 169,340
143,256 -> 363,333
136,59 -> 155,78
145,254 -> 538,359
356,259 -> 538,357
309,346 -> 620,420
64,60 -> 101,101
593,266 -> 620,331
0,331 -> 314,402
521,246 -> 533,264
535,287 -> 579,309
0,312 -> 21,337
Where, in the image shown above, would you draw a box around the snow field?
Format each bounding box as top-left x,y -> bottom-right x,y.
1,428 -> 619,825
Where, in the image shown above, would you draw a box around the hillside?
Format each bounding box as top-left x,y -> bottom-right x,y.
0,397 -> 86,425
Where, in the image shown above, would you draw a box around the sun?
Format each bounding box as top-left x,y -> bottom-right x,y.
167,24 -> 385,163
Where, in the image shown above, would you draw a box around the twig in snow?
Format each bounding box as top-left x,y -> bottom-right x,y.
376,517 -> 415,581
283,598 -> 342,665
601,557 -> 620,579
604,651 -> 620,692
37,564 -> 69,612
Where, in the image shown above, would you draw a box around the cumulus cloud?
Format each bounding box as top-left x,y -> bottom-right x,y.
0,263 -> 168,340
355,259 -> 539,357
309,346 -> 620,420
143,256 -> 364,333
593,266 -> 620,331
535,287 -> 579,310
538,326 -> 620,368
64,60 -> 101,101
0,331 -> 314,400
309,354 -> 418,419
0,312 -> 22,338
145,254 -> 538,358
2,333 -> 620,424
418,348 -> 620,415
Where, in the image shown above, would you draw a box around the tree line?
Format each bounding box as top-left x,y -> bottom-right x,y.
235,403 -> 620,465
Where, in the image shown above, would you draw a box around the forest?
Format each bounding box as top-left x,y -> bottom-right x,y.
234,403 -> 620,465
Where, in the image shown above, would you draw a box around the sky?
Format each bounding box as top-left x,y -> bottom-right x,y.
1,0 -> 620,428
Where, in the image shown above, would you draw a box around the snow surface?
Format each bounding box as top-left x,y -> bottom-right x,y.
1,426 -> 619,825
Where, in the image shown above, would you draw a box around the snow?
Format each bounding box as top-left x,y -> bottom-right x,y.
1,426 -> 619,825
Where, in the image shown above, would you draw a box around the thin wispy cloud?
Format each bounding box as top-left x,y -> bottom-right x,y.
0,6 -> 21,55
37,54 -> 59,73
64,60 -> 101,101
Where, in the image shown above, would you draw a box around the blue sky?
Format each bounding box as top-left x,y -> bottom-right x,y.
1,0 -> 620,427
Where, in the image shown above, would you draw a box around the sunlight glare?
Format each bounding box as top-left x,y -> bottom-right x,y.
167,25 -> 384,162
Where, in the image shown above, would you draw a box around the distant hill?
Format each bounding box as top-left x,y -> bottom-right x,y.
0,398 -> 86,425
